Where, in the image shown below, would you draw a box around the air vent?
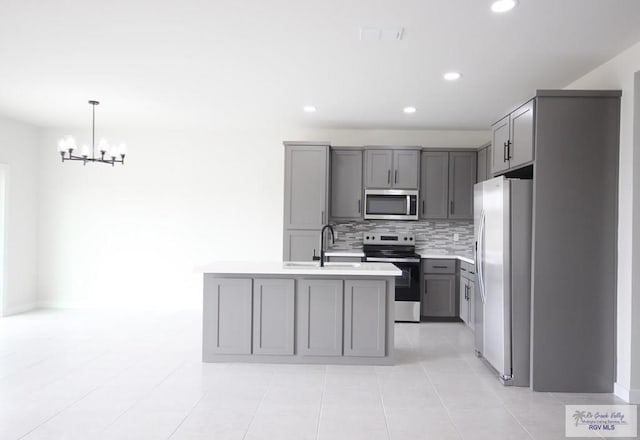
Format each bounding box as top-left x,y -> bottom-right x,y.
359,27 -> 404,42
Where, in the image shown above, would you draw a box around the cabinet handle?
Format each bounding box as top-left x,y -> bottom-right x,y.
450,200 -> 454,215
321,210 -> 325,223
357,199 -> 361,213
421,200 -> 425,215
503,142 -> 508,162
387,169 -> 391,184
395,170 -> 398,184
507,140 -> 512,159
433,265 -> 448,269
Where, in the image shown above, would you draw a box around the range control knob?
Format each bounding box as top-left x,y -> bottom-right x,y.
366,236 -> 370,240
410,237 -> 413,241
404,237 -> 408,241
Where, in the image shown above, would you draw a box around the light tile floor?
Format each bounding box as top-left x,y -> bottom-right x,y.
0,309 -> 634,440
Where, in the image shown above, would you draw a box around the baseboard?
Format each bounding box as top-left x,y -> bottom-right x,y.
614,382 -> 640,403
2,301 -> 37,316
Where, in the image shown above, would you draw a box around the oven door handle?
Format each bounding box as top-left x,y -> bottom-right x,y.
365,257 -> 421,263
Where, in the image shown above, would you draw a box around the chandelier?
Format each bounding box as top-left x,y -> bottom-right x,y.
57,100 -> 127,166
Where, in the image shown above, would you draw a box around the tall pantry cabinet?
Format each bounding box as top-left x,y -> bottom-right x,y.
283,142 -> 330,261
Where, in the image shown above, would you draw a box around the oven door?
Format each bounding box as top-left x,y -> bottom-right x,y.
365,257 -> 420,302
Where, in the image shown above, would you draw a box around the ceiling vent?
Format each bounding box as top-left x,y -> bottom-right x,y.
359,27 -> 404,42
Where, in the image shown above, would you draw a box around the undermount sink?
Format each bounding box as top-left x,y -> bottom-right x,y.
283,261 -> 362,268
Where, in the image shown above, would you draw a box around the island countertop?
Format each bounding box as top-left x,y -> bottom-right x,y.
198,261 -> 402,277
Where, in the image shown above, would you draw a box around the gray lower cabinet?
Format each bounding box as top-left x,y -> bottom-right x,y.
448,151 -> 476,219
252,279 -> 295,355
299,279 -> 344,356
344,280 -> 386,357
467,280 -> 475,330
422,274 -> 456,317
203,277 -> 252,355
284,229 -> 320,261
459,278 -> 469,324
420,151 -> 449,219
330,149 -> 363,219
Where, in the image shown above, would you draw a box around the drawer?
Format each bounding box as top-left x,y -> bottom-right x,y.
460,261 -> 476,276
423,259 -> 456,274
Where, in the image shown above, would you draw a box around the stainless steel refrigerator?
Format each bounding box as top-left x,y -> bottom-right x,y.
474,176 -> 532,387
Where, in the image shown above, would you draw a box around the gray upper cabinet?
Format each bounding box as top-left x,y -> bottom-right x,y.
448,151 -> 477,220
330,149 -> 363,219
252,279 -> 295,355
344,280 -> 386,357
392,150 -> 420,189
298,279 -> 343,356
420,151 -> 449,219
364,149 -> 419,189
364,149 -> 393,188
491,99 -> 535,175
203,277 -> 253,355
283,230 -> 319,262
284,144 -> 329,229
477,144 -> 491,182
492,115 -> 511,175
509,100 -> 535,169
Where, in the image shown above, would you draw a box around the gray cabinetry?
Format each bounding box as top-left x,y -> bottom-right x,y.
252,279 -> 295,355
459,261 -> 476,329
364,149 -> 419,190
364,149 -> 393,188
420,151 -> 449,219
284,230 -> 319,262
448,152 -> 477,219
477,143 -> 491,182
283,142 -> 329,261
421,259 -> 456,318
203,277 -> 253,355
299,279 -> 344,356
344,280 -> 386,357
491,100 -> 535,175
330,149 -> 363,219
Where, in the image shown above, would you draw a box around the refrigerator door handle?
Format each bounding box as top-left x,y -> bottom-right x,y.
476,210 -> 487,304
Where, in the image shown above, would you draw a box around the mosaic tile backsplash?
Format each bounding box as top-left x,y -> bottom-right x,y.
329,219 -> 475,259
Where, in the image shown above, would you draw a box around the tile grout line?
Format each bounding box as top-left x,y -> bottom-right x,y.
166,388 -> 210,439
375,365 -> 392,440
240,370 -> 275,440
314,365 -> 328,440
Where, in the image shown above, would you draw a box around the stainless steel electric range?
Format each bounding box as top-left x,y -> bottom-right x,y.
363,232 -> 421,322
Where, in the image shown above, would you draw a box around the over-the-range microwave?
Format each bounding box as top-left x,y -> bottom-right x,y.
364,189 -> 419,220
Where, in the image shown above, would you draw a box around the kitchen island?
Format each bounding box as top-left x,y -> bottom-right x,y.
201,261 -> 401,365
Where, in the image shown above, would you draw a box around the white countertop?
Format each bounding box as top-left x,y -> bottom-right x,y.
198,261 -> 402,277
418,253 -> 475,265
325,249 -> 474,265
324,250 -> 365,258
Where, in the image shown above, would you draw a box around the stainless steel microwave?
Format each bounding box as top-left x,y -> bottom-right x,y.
364,189 -> 419,220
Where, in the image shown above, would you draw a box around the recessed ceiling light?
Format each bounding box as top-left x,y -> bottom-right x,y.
443,72 -> 462,81
403,106 -> 417,114
303,105 -> 316,113
491,0 -> 518,13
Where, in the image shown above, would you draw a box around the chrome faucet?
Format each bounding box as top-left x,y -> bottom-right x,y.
320,224 -> 335,267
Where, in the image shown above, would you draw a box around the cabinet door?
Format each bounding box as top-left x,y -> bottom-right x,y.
422,275 -> 456,317
448,152 -> 477,220
492,115 -> 511,174
364,150 -> 393,189
344,280 -> 386,357
253,279 -> 295,355
468,280 -> 475,331
392,150 -> 420,189
330,150 -> 363,218
459,278 -> 469,324
284,145 -> 329,229
509,100 -> 535,169
419,152 -> 449,219
299,279 -> 343,356
203,277 -> 252,355
283,229 -> 319,261
477,147 -> 488,183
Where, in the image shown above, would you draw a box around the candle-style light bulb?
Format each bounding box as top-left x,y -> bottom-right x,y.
57,139 -> 66,152
81,144 -> 90,158
118,143 -> 128,157
98,138 -> 109,154
65,135 -> 76,152
109,145 -> 118,159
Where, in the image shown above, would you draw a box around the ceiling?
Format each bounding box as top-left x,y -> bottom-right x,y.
1,0 -> 639,131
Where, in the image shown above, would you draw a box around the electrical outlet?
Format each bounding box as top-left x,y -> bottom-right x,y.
453,233 -> 459,242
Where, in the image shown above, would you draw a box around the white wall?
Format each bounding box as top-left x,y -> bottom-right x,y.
37,127 -> 489,310
0,115 -> 39,316
566,40 -> 640,403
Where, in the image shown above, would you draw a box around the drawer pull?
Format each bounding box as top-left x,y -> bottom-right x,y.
432,265 -> 449,269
